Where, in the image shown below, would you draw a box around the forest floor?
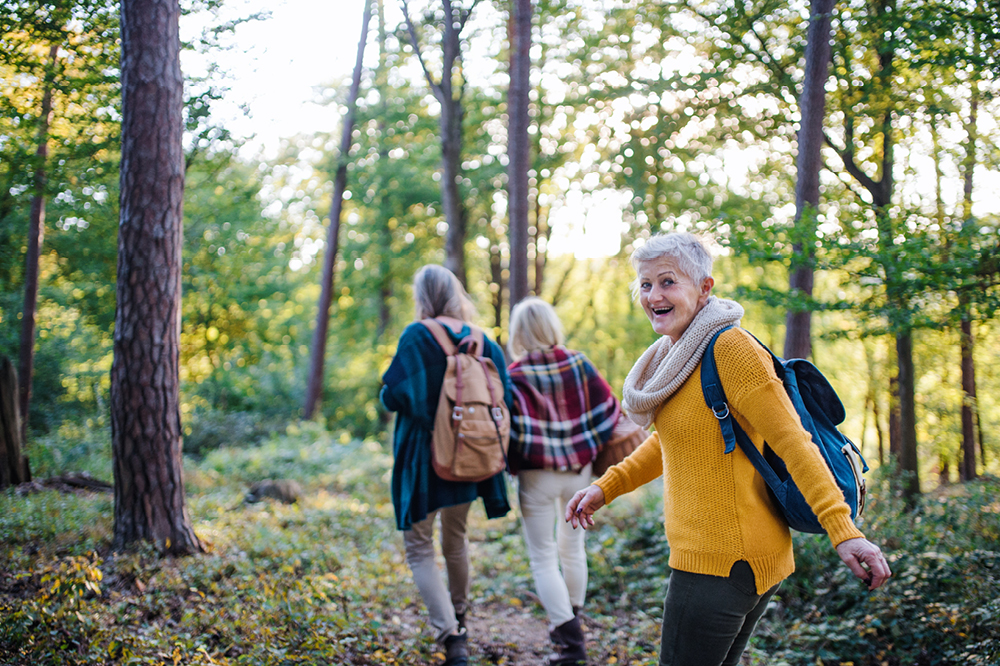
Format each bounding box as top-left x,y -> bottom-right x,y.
397,602 -> 551,665
11,432 -> 997,665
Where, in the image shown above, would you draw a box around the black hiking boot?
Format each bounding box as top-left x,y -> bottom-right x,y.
547,615 -> 587,665
443,628 -> 468,666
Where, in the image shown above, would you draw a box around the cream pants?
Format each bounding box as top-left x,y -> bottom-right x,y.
403,502 -> 471,642
517,464 -> 592,627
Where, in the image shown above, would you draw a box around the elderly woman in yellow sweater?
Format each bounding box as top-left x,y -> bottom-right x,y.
565,232 -> 891,666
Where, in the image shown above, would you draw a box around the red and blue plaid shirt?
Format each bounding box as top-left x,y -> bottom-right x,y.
508,346 -> 620,473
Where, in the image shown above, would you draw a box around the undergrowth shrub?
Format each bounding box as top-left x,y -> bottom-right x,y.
2,423 -> 998,666
755,470 -> 1000,665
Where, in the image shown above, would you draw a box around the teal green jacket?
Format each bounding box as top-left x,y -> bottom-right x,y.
380,321 -> 512,530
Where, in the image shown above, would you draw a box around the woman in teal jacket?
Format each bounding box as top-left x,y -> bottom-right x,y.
381,264 -> 512,666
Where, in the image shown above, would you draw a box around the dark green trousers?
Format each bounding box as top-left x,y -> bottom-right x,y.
659,560 -> 780,666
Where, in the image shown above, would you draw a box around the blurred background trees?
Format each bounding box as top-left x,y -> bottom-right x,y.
1,0 -> 999,499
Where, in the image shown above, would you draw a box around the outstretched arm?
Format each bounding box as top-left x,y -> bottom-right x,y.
835,537 -> 892,590
564,485 -> 606,530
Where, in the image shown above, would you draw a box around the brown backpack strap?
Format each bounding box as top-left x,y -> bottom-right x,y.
420,318 -> 458,355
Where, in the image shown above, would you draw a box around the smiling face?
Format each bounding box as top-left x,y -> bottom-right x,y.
636,256 -> 714,341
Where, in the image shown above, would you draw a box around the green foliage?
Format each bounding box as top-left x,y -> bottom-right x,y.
756,469 -> 1000,665
5,426 -> 998,664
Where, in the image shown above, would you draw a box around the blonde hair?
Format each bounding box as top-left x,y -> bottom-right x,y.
629,232 -> 714,300
509,297 -> 564,360
413,264 -> 476,322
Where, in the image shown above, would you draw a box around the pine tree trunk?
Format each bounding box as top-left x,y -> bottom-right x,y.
507,0 -> 531,310
959,313 -> 978,481
784,0 -> 834,360
303,0 -> 371,420
112,0 -> 200,554
1,357 -> 30,488
18,42 -> 59,445
896,331 -> 920,502
440,100 -> 467,285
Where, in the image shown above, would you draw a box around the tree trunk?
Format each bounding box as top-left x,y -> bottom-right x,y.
959,81 -> 979,482
18,42 -> 59,446
490,241 -> 505,341
534,204 -> 549,295
888,348 -> 900,459
113,0 -> 201,555
896,331 -> 920,501
507,0 -> 531,310
375,0 -> 393,345
402,0 -> 473,286
959,308 -> 978,481
784,0 -> 834,361
440,96 -> 467,285
303,0 -> 371,420
0,357 -> 30,488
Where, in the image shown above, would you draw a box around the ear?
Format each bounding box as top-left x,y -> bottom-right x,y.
698,276 -> 714,304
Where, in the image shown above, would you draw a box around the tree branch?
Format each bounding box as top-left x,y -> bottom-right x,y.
400,0 -> 442,100
824,130 -> 881,199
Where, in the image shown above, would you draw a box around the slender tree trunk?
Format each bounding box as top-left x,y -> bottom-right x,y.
440,101 -> 468,285
438,0 -> 468,286
872,388 -> 885,466
402,0 -> 474,285
375,0 -> 392,344
303,0 -> 371,420
959,313 -> 977,480
490,242 -> 505,339
18,42 -> 59,445
1,357 -> 30,487
507,0 -> 531,310
113,0 -> 200,554
959,82 -> 980,482
896,331 -> 919,498
534,205 -> 549,295
785,0 -> 834,360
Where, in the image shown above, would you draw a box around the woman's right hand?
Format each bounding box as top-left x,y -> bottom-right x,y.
565,485 -> 606,530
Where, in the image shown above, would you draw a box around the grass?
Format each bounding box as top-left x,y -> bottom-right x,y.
1,422 -> 998,665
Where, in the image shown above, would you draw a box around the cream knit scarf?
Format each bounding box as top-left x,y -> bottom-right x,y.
622,296 -> 744,428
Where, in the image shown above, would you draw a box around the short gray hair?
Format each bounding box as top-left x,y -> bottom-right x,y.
413,265 -> 476,322
508,297 -> 564,360
629,233 -> 713,299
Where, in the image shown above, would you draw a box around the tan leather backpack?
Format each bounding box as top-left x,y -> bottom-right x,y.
421,318 -> 510,482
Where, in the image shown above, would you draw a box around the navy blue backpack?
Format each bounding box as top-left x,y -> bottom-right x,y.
701,326 -> 868,534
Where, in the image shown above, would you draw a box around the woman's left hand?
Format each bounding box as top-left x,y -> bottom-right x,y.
835,537 -> 892,590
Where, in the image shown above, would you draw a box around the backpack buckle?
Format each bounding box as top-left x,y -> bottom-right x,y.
452,406 -> 464,421
712,404 -> 730,420
492,407 -> 504,422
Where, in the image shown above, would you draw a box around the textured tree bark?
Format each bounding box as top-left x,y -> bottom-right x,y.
507,0 -> 531,311
896,332 -> 920,500
959,87 -> 979,482
18,42 -> 59,446
490,242 -> 505,343
440,102 -> 468,286
959,310 -> 978,481
784,0 -> 834,361
303,0 -> 371,420
1,357 -> 30,488
112,0 -> 201,554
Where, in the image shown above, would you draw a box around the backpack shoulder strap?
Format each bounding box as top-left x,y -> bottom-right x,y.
700,326 -> 789,496
420,318 -> 459,355
467,325 -> 486,358
701,326 -> 738,453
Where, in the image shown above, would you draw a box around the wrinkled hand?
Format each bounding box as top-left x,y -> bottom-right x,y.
835,537 -> 892,591
564,485 -> 606,530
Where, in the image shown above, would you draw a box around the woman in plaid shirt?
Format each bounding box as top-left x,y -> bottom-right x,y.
507,297 -> 622,666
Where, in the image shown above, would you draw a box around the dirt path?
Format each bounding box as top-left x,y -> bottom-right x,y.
397,601 -> 552,665
396,601 -> 663,666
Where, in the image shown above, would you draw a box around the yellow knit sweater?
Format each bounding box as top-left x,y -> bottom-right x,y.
595,328 -> 864,593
